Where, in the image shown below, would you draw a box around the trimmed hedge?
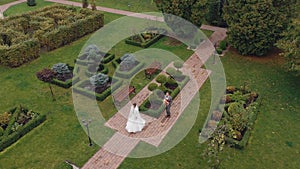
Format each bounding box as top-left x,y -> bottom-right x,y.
40,9 -> 103,51
85,64 -> 109,77
75,53 -> 115,65
0,5 -> 104,67
148,83 -> 158,91
114,61 -> 144,79
140,77 -> 185,118
125,32 -> 165,48
73,78 -> 122,101
0,39 -> 40,67
0,114 -> 46,151
51,76 -> 80,88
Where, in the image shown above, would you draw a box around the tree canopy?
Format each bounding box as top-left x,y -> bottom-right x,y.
223,0 -> 296,56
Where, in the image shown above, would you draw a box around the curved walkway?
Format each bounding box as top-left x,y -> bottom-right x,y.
0,1 -> 227,169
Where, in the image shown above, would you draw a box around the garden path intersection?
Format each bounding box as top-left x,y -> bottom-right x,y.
0,1 -> 227,168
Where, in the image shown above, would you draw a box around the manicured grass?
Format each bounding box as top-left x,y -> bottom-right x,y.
0,0 -> 16,6
3,0 -> 54,16
70,0 -> 159,12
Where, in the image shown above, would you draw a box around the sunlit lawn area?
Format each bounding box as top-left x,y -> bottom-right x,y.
0,1 -> 299,169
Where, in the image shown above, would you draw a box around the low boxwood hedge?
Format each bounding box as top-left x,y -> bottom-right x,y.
113,61 -> 145,79
51,76 -> 80,88
0,113 -> 46,151
125,32 -> 165,48
73,77 -> 122,101
75,53 -> 115,65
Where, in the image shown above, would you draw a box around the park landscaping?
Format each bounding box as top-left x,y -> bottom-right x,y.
0,1 -> 299,169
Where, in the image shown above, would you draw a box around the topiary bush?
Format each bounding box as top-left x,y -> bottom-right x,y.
148,83 -> 158,91
173,60 -> 184,70
89,73 -> 109,87
119,53 -> 137,71
156,74 -> 167,84
52,63 -> 70,75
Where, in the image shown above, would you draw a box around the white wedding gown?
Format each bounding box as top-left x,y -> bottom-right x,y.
125,106 -> 145,133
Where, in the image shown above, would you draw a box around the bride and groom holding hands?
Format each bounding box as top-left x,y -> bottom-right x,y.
125,92 -> 172,133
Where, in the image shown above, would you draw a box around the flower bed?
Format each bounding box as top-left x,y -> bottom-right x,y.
75,53 -> 115,65
37,63 -> 79,88
73,77 -> 122,101
0,106 -> 46,151
200,86 -> 260,149
125,28 -> 166,48
112,54 -> 145,79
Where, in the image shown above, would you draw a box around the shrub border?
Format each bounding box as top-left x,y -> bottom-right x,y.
73,77 -> 122,101
0,108 -> 46,152
125,32 -> 165,48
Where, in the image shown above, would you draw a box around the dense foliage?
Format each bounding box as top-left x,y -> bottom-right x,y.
223,0 -> 296,56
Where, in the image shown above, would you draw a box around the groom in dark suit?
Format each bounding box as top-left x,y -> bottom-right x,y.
164,92 -> 172,117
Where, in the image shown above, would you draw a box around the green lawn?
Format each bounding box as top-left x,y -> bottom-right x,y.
70,0 -> 158,13
1,1 -> 300,169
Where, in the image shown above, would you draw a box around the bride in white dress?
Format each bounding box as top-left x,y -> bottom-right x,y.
125,103 -> 145,133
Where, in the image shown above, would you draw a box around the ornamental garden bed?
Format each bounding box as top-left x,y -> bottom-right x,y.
200,86 -> 260,149
0,106 -> 46,151
73,73 -> 122,101
112,53 -> 145,79
75,45 -> 115,65
140,72 -> 189,118
125,27 -> 166,48
0,5 -> 103,67
37,63 -> 79,88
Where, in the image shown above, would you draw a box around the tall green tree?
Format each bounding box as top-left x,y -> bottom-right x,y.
155,0 -> 207,27
223,0 -> 296,56
276,2 -> 300,75
205,0 -> 227,27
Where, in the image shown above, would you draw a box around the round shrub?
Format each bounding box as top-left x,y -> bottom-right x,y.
148,83 -> 158,91
89,73 -> 109,87
166,67 -> 177,76
52,63 -> 70,75
156,74 -> 167,84
166,77 -> 177,86
216,47 -> 223,54
173,60 -> 183,70
219,40 -> 227,50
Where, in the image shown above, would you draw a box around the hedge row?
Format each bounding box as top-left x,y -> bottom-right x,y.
51,76 -> 80,88
0,5 -> 104,67
85,65 -> 109,77
0,39 -> 40,67
0,114 -> 46,152
113,61 -> 145,79
125,33 -> 165,48
40,10 -> 103,51
75,53 -> 115,65
73,78 -> 122,101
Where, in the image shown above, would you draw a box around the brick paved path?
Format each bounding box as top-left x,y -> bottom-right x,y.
0,1 -> 227,168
